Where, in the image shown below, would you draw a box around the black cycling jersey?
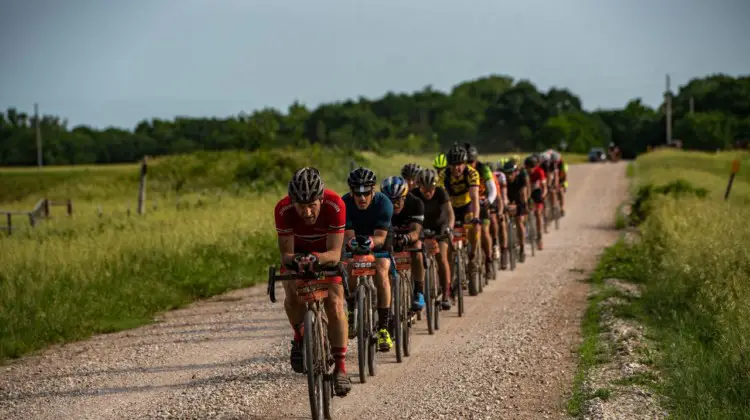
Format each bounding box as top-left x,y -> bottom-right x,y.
412,187 -> 450,231
506,172 -> 528,204
391,192 -> 425,233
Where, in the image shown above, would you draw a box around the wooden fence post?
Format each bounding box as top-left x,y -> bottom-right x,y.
66,199 -> 73,216
43,199 -> 50,218
138,156 -> 148,215
6,213 -> 11,235
725,160 -> 741,201
29,212 -> 35,228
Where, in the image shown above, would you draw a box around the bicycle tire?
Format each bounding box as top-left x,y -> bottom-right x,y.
393,272 -> 403,363
356,286 -> 367,384
320,314 -> 332,420
554,202 -> 561,230
431,254 -> 441,331
527,212 -> 536,258
508,216 -> 516,271
304,309 -> 323,420
367,287 -> 376,377
401,272 -> 411,357
424,257 -> 434,335
468,247 -> 479,297
456,251 -> 465,317
477,253 -> 484,294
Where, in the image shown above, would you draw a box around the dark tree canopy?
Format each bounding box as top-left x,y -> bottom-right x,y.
1,73 -> 748,166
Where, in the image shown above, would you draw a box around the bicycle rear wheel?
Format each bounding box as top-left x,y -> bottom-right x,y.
393,272 -> 403,363
401,272 -> 412,357
356,286 -> 367,384
554,201 -> 561,230
320,316 -> 332,420
424,257 -> 434,334
527,212 -> 536,257
456,251 -> 465,317
432,255 -> 441,331
508,217 -> 516,271
304,309 -> 324,420
367,287 -> 376,377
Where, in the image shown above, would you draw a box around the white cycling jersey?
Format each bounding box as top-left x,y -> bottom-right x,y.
493,171 -> 509,205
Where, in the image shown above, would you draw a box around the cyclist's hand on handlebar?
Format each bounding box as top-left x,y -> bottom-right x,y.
394,233 -> 409,248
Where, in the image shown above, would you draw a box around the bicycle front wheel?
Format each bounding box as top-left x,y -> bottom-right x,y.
304,309 -> 324,420
424,257 -> 434,335
356,286 -> 367,384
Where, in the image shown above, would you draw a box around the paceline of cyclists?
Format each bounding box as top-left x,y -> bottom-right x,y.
272,143 -> 569,397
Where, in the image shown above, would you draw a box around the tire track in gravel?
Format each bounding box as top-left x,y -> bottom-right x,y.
0,161 -> 628,420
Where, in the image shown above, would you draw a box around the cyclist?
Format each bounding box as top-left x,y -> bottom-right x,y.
381,176 -> 426,311
412,168 -> 455,310
551,150 -> 568,217
401,163 -> 422,191
433,152 -> 447,171
502,159 -> 529,262
464,143 -> 499,279
437,144 -> 482,288
342,167 -> 395,352
273,167 -> 351,396
492,161 -> 509,269
525,155 -> 547,250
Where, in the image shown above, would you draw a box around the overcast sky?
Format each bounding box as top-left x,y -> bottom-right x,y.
1,0 -> 748,129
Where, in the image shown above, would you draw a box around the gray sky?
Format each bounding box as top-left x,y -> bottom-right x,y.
1,0 -> 748,129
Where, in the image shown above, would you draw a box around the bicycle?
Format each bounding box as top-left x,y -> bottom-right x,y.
450,222 -> 468,316
527,201 -> 537,258
391,243 -> 422,361
422,229 -> 449,333
267,263 -> 349,420
343,246 -> 395,382
503,208 -> 517,271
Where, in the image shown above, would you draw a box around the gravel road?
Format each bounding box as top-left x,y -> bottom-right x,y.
0,161 -> 629,420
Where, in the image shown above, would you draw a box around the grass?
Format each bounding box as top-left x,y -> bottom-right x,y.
569,148 -> 750,419
0,148 -> 586,362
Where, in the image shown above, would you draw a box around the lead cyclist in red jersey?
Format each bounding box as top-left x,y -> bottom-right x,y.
273,167 -> 352,396
525,156 -> 547,250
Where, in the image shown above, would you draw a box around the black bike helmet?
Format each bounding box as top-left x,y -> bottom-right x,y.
288,167 -> 325,203
417,168 -> 438,187
502,160 -> 518,174
524,156 -> 538,168
464,143 -> 478,162
447,144 -> 468,165
347,167 -> 377,189
401,163 -> 422,180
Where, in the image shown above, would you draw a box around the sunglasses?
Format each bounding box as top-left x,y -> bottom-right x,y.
351,190 -> 373,197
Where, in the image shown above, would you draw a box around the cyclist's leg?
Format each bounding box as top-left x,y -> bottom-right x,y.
323,278 -> 351,395
498,212 -> 509,269
374,256 -> 393,350
410,244 -> 425,309
516,204 -> 527,251
467,211 -> 480,276
559,179 -> 567,215
534,202 -> 544,249
489,202 -> 500,259
437,239 -> 452,309
282,280 -> 307,373
479,206 -> 492,276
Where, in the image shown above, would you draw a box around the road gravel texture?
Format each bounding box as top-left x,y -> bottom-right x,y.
0,162 -> 629,420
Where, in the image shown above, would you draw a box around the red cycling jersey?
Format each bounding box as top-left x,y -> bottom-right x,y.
274,189 -> 346,284
528,166 -> 546,189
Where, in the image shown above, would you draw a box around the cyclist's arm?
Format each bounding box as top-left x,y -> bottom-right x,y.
469,186 -> 480,219
405,199 -> 424,243
520,185 -> 529,205
278,235 -> 296,267
484,177 -> 497,204
317,232 -> 344,265
372,228 -> 388,248
445,202 -> 455,228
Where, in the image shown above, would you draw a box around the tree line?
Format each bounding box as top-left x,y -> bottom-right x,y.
1,73 -> 748,166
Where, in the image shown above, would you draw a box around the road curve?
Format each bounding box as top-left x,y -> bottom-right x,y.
0,161 -> 629,420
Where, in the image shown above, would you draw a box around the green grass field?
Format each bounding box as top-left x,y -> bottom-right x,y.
0,149 -> 586,361
575,148 -> 750,419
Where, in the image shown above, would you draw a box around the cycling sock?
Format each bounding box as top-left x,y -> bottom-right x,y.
331,346 -> 347,374
292,322 -> 303,342
414,281 -> 424,295
377,308 -> 390,330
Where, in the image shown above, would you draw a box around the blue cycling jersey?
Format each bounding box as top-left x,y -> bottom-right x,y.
342,191 -> 393,236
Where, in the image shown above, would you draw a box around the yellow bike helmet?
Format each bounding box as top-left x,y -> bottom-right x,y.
433,152 -> 447,170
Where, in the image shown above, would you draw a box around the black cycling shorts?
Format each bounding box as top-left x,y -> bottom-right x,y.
453,203 -> 489,225
507,200 -> 528,217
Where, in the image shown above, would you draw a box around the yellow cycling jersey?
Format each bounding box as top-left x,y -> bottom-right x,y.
438,165 -> 481,208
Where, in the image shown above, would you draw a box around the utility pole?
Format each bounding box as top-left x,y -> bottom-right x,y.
689,96 -> 695,115
665,75 -> 672,145
35,103 -> 43,168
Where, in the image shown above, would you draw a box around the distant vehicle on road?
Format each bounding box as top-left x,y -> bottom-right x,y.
588,147 -> 607,163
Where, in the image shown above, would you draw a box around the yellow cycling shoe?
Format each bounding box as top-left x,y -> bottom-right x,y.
377,328 -> 393,352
